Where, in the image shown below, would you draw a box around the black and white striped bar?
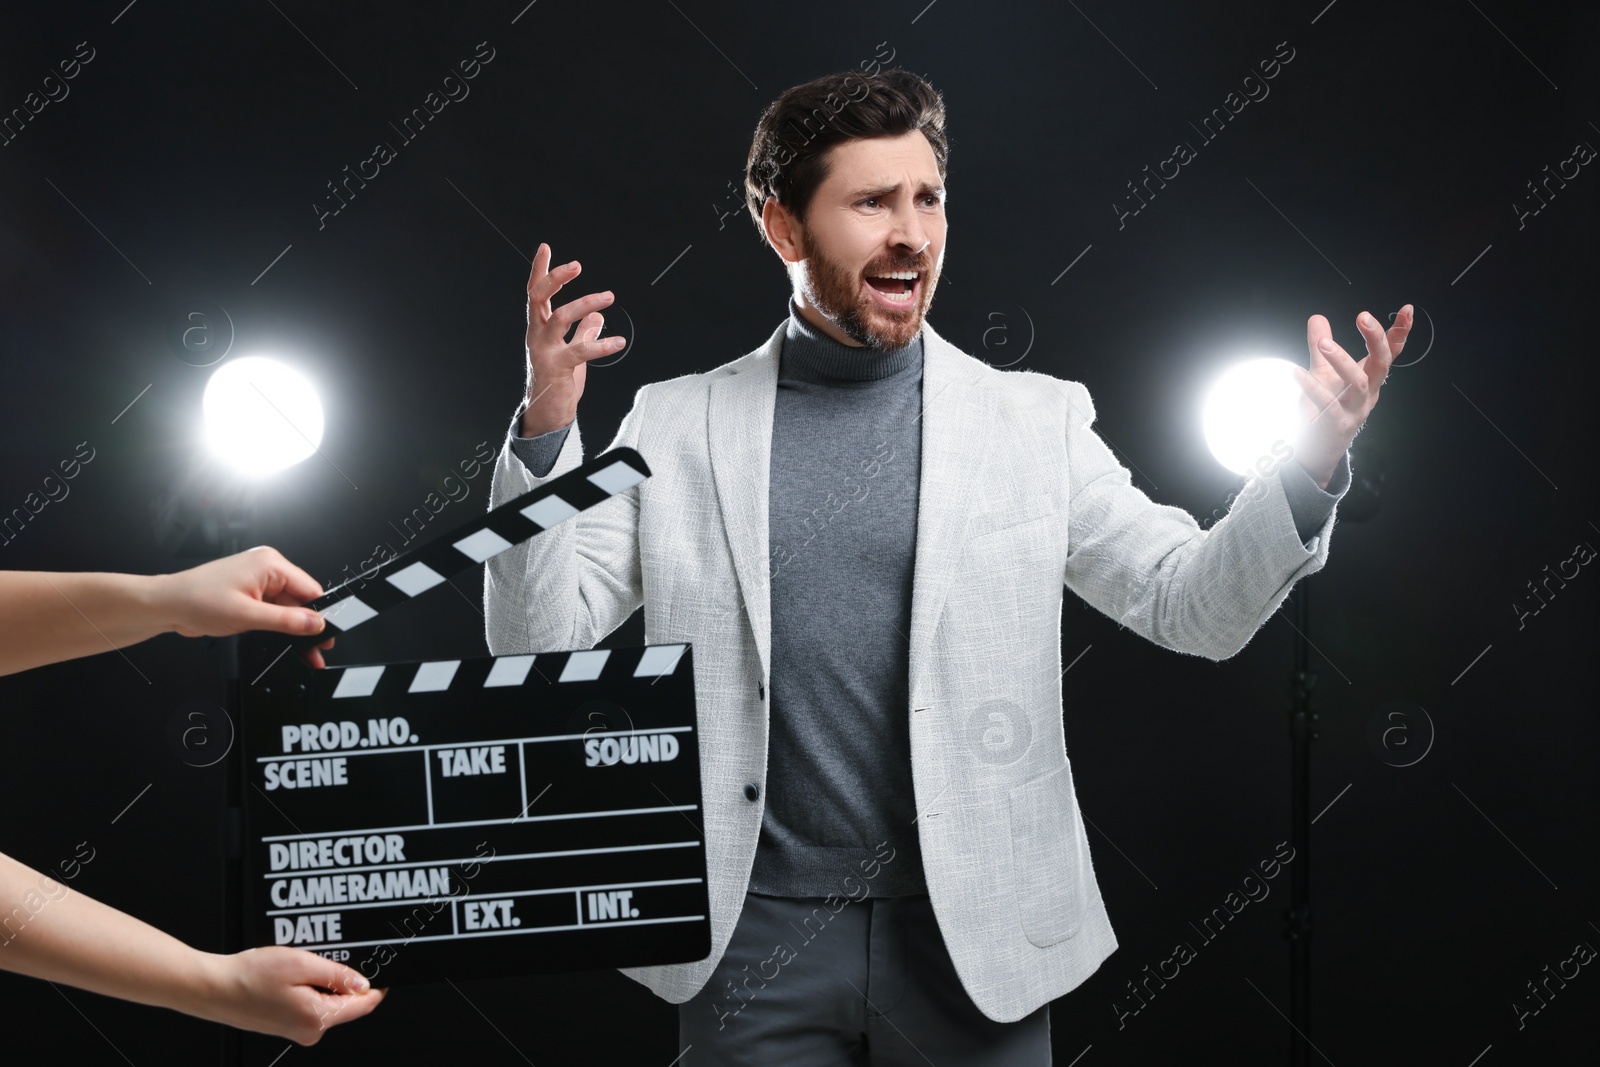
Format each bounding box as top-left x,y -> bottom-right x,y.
241,641 -> 708,985
309,447 -> 650,638
319,643 -> 691,699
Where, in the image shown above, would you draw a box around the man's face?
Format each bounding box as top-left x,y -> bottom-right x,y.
779,130 -> 947,349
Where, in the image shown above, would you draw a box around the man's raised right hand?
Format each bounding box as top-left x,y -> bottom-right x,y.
521,242 -> 627,438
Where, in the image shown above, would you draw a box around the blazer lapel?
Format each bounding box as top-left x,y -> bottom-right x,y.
908,321 -> 999,701
706,320 -> 785,687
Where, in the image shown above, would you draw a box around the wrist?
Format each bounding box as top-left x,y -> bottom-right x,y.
520,371 -> 578,438
179,950 -> 234,1021
140,572 -> 181,636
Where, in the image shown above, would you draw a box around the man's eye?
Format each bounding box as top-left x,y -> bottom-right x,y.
859,198 -> 879,208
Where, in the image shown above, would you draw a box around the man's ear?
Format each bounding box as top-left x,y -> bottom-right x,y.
762,197 -> 805,264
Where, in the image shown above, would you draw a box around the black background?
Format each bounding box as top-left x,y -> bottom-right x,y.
0,1 -> 1595,1063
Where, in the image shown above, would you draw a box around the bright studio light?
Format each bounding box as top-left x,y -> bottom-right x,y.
202,356 -> 324,476
1201,357 -> 1304,475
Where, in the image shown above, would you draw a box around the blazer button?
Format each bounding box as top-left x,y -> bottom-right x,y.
743,782 -> 760,802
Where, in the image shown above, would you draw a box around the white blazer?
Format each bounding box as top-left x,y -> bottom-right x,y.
484,317 -> 1337,1022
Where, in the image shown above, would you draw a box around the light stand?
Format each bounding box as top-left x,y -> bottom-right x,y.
1284,444 -> 1381,1067
1201,358 -> 1386,1064
153,460 -> 254,1067
1286,576 -> 1314,1065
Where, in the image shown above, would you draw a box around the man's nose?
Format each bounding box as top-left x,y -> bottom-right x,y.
889,203 -> 931,257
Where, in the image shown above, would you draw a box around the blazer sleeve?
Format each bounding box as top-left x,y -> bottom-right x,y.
1059,379 -> 1338,661
483,384 -> 653,655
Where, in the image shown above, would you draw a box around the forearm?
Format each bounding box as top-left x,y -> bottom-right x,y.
1063,382 -> 1338,660
0,571 -> 177,676
0,850 -> 220,1018
485,423 -> 587,654
484,395 -> 648,656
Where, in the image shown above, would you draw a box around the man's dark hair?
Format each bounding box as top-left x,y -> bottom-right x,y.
744,68 -> 949,242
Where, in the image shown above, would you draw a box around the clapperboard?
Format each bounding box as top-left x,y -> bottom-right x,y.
241,448 -> 712,985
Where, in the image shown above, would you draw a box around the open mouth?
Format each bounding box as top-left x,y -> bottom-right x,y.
863,269 -> 920,309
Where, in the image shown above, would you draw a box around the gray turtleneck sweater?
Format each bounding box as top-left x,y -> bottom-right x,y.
507,304 -> 1343,899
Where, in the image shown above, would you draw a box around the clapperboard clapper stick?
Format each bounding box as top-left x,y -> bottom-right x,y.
279,447 -> 654,649
241,446 -> 714,985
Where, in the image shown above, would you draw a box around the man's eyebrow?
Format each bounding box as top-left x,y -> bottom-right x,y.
847,181 -> 946,199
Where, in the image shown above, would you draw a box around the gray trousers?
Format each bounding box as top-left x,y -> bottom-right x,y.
678,891 -> 1052,1065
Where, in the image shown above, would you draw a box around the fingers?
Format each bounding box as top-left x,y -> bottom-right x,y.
1305,314 -> 1332,373
565,310 -> 602,347
299,636 -> 333,670
312,957 -> 373,996
1292,364 -> 1341,414
526,242 -> 574,313
262,550 -> 325,605
530,256 -> 583,310
523,244 -> 621,357
301,956 -> 385,1039
569,332 -> 628,364
312,986 -> 387,1034
549,289 -> 615,332
1307,306 -> 1408,404
1385,303 -> 1413,360
1353,310 -> 1394,382
1312,329 -> 1363,388
240,601 -> 327,638
570,310 -> 625,355
526,242 -> 550,297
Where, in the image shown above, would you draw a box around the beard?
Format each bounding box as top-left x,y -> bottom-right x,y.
794,227 -> 940,349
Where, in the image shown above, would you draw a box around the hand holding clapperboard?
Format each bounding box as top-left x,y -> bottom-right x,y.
245,447 -> 712,986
